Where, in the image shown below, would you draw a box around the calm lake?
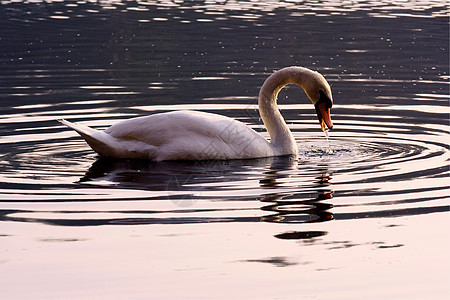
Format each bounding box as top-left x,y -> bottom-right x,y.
1,0 -> 449,299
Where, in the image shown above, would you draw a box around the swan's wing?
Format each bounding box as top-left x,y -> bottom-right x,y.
104,111 -> 273,160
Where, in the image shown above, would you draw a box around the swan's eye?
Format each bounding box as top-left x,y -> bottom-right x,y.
318,90 -> 332,108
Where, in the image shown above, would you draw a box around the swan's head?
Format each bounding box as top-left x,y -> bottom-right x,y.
301,69 -> 334,131
260,66 -> 334,132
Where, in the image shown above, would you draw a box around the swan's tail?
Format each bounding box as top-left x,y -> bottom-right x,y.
58,119 -> 124,157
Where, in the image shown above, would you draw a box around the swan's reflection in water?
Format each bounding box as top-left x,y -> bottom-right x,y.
83,156 -> 334,240
260,190 -> 334,224
260,167 -> 334,224
2,156 -> 334,240
258,162 -> 333,240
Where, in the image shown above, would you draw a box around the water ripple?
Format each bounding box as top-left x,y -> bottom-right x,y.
1,0 -> 448,22
0,102 -> 448,228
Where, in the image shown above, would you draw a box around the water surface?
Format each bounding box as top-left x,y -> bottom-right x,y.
0,1 -> 449,299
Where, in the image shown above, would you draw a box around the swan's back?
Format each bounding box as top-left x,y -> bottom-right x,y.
106,111 -> 232,146
104,111 -> 273,160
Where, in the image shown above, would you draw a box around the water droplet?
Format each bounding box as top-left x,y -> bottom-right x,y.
324,129 -> 333,154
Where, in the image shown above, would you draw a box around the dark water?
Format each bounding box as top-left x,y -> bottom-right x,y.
1,1 -> 449,299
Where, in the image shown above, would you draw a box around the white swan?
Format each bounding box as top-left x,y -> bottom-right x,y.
59,66 -> 333,161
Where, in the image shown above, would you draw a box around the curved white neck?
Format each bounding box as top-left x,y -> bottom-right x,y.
258,67 -> 316,156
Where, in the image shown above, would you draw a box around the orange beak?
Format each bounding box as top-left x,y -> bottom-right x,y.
316,102 -> 333,131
